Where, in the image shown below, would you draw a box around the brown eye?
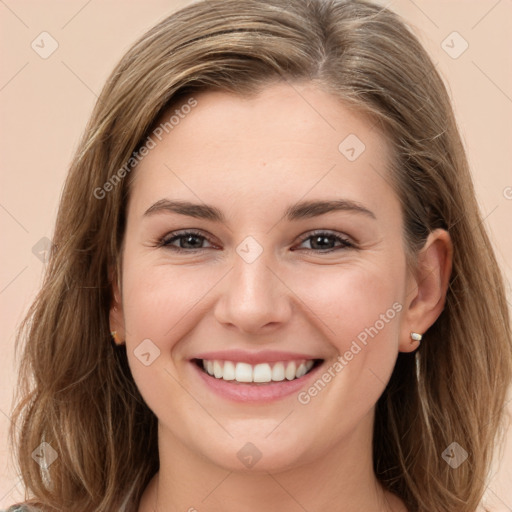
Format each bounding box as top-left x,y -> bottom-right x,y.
294,231 -> 354,252
160,230 -> 214,252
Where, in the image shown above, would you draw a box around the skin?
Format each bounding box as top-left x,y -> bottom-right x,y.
110,82 -> 452,512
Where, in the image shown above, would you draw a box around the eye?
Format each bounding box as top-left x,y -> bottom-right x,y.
156,229 -> 354,254
159,230 -> 215,252
293,231 -> 355,252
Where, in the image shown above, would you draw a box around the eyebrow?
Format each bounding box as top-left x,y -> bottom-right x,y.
143,198 -> 376,222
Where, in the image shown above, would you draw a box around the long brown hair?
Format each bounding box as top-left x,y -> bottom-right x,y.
10,0 -> 512,510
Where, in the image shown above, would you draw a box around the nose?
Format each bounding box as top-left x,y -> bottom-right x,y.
213,250 -> 293,335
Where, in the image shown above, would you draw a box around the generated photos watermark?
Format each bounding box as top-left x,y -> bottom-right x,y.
297,301 -> 403,405
93,97 -> 198,200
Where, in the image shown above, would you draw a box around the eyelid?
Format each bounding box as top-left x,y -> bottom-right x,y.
293,230 -> 355,251
158,229 -> 215,250
157,228 -> 355,254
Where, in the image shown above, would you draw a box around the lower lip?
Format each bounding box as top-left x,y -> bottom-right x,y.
191,361 -> 322,403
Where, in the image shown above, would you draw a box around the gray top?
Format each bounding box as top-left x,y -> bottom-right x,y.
2,507 -> 34,511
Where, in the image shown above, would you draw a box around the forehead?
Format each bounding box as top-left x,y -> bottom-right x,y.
129,83 -> 395,217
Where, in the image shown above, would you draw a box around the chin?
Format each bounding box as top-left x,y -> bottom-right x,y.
192,433 -> 311,474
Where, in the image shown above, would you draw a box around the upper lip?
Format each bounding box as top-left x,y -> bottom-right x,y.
191,350 -> 321,364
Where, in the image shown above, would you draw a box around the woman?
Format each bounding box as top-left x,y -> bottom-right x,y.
6,0 -> 511,511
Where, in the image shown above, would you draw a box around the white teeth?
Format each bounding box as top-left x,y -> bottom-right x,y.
200,359 -> 317,383
271,362 -> 285,381
235,362 -> 253,382
213,360 -> 223,379
253,363 -> 272,383
285,361 -> 296,381
223,361 -> 236,381
296,363 -> 307,378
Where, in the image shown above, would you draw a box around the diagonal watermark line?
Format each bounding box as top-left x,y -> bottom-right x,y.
471,0 -> 502,30
265,265 -> 337,335
0,203 -> 29,233
472,61 -> 512,105
162,366 -> 234,438
265,409 -> 294,438
0,474 -> 23,504
61,0 -> 93,29
368,367 -> 386,385
0,406 -> 21,435
201,471 -> 233,502
368,162 -> 395,193
265,472 -> 311,512
0,0 -> 28,28
61,61 -> 98,98
406,0 -> 439,28
282,77 -> 337,132
164,267 -> 234,336
0,62 -> 29,92
476,472 -> 512,512
266,163 -> 337,235
163,163 -> 233,234
0,266 -> 28,294
474,204 -> 499,231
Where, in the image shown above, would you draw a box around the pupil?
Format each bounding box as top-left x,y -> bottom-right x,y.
312,235 -> 332,249
183,235 -> 201,248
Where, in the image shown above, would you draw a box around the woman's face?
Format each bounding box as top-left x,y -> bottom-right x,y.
113,82 -> 421,471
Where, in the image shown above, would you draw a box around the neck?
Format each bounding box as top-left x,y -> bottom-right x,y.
138,409 -> 405,512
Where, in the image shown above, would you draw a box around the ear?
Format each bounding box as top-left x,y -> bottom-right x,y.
399,228 -> 453,353
109,267 -> 125,345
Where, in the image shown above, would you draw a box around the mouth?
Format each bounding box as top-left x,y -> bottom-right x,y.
193,358 -> 323,385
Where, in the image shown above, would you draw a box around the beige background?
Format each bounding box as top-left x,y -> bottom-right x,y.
1,0 -> 511,509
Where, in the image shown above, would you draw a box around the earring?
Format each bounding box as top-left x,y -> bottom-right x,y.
111,331 -> 122,344
410,332 -> 422,344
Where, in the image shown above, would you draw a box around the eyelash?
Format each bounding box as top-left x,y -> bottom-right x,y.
157,229 -> 355,254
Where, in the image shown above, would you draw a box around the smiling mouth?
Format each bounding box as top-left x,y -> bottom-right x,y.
193,358 -> 323,384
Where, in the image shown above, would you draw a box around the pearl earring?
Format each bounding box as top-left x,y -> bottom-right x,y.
410,332 -> 422,344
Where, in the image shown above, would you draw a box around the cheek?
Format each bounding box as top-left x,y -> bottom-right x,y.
289,264 -> 404,438
121,256 -> 215,341
120,259 -> 212,416
289,259 -> 404,351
